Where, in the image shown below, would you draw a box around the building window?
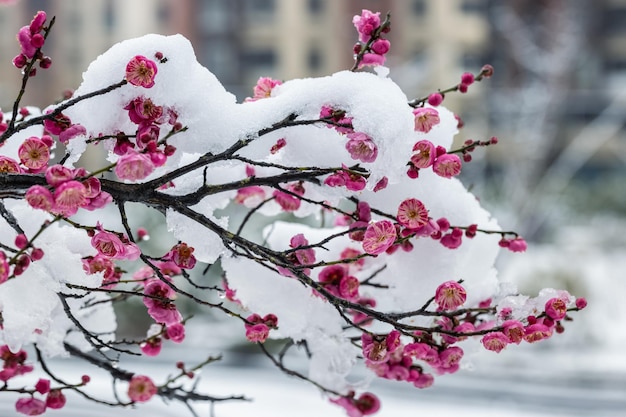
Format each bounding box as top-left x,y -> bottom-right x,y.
604,8 -> 626,34
103,0 -> 115,32
241,49 -> 276,80
606,58 -> 626,72
200,0 -> 233,34
242,50 -> 276,69
412,0 -> 426,16
243,0 -> 275,17
308,0 -> 324,14
461,0 -> 488,13
308,48 -> 322,71
158,1 -> 170,24
205,42 -> 238,83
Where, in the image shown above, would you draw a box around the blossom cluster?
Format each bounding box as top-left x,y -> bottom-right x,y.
25,165 -> 111,216
352,10 -> 391,68
114,83 -> 181,181
354,282 -> 587,401
13,11 -> 51,74
244,313 -> 278,343
2,346 -> 79,415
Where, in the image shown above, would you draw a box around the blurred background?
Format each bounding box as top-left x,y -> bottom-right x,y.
1,1 -> 626,415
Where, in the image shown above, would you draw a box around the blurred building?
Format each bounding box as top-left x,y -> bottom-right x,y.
1,0 -> 624,180
0,0 -> 183,107
0,0 -> 492,105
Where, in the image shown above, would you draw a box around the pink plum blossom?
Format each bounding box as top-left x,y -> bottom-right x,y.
0,156 -> 21,173
166,323 -> 185,343
29,11 -> 46,34
52,180 -> 87,216
410,140 -> 436,168
17,27 -> 37,59
126,56 -> 158,88
125,97 -> 163,124
545,297 -> 568,321
404,342 -> 440,367
385,330 -> 402,353
343,170 -> 367,191
127,375 -> 157,402
338,275 -> 360,301
44,164 -> 73,186
15,234 -> 28,249
524,323 -> 553,343
502,320 -> 525,344
319,106 -> 354,134
481,332 -> 509,353
373,176 -> 388,192
461,72 -> 475,85
222,279 -> 239,303
353,9 -> 381,42
371,39 -> 390,55
91,229 -> 140,261
58,123 -> 86,144
0,346 -> 33,381
0,252 -> 9,284
439,228 -> 464,249
507,237 -> 528,252
319,264 -> 347,286
263,313 -> 278,329
436,346 -> 463,374
35,379 -> 50,395
25,185 -> 54,211
246,77 -> 282,101
18,137 -> 49,171
136,123 -> 160,149
273,183 -> 304,212
245,323 -> 269,343
362,220 -> 397,255
140,337 -> 162,356
164,243 -> 196,269
345,132 -> 378,163
427,93 -> 444,106
330,392 -> 380,417
115,150 -> 155,181
359,53 -> 386,67
15,397 -> 46,415
277,233 -> 315,277
434,280 -> 467,311
143,280 -> 182,325
83,190 -> 112,211
43,112 -> 71,136
396,198 -> 429,229
356,201 -> 371,222
362,335 -> 389,364
82,255 -> 117,286
270,137 -> 286,154
45,389 -> 66,409
235,186 -> 266,207
413,372 -> 435,389
432,154 -> 462,178
289,234 -> 314,266
413,107 -> 440,133
81,177 -> 101,199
